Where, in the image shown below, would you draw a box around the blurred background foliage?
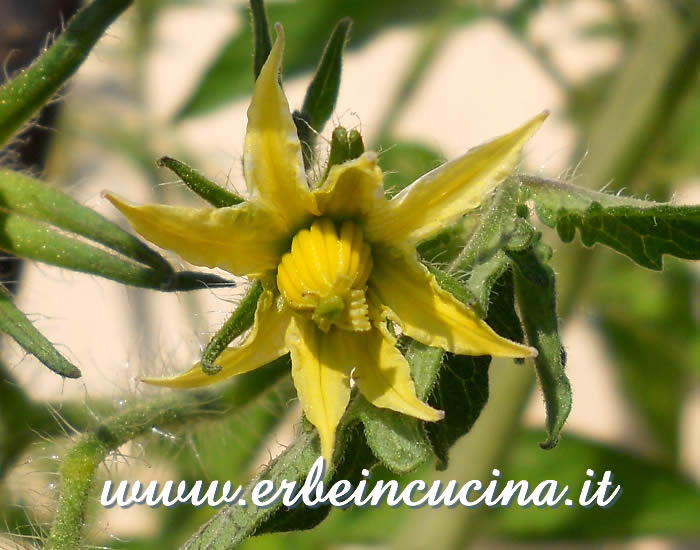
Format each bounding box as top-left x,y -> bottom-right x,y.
0,0 -> 699,549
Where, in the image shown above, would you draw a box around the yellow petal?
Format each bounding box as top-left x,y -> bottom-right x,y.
286,317 -> 352,464
107,194 -> 287,277
313,153 -> 389,222
244,24 -> 317,230
346,328 -> 444,422
141,291 -> 291,388
369,247 -> 536,358
366,112 -> 548,244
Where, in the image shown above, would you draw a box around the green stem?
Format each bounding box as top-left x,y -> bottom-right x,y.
0,0 -> 134,148
44,392 -> 220,550
180,431 -> 319,549
43,359 -> 291,549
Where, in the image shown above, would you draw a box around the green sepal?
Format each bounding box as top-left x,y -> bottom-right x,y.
295,18 -> 352,169
200,281 -> 263,374
301,18 -> 352,132
157,156 -> 243,207
509,239 -> 571,449
0,287 -> 81,378
355,398 -> 433,475
249,0 -> 273,80
0,209 -> 231,291
350,340 -> 444,474
0,169 -> 171,274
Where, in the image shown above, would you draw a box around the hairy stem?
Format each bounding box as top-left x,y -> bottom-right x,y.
0,0 -> 134,147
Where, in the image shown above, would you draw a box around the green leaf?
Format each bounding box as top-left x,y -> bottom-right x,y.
489,430 -> 700,540
509,240 -> 571,449
250,0 -> 273,80
157,156 -> 243,207
175,0 -> 451,120
522,175 -> 700,270
427,354 -> 490,470
0,169 -> 171,273
301,19 -> 352,133
0,0 -> 133,147
0,289 -> 81,378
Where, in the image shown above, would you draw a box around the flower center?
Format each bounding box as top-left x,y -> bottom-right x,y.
277,218 -> 372,332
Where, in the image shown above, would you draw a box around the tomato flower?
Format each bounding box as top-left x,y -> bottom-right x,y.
108,26 -> 545,463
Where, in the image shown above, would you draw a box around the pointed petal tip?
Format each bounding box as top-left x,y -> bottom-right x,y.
273,22 -> 284,38
527,110 -> 549,130
529,345 -> 539,358
103,192 -> 131,213
139,375 -> 177,388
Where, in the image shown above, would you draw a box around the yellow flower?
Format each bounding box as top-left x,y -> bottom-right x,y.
107,26 -> 545,464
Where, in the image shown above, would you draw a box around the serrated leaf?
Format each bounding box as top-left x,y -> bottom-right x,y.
0,0 -> 133,147
523,175 -> 700,270
176,0 -> 452,119
490,431 -> 700,540
509,241 -> 571,449
0,289 -> 81,378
